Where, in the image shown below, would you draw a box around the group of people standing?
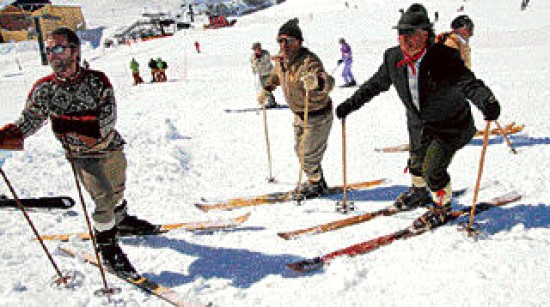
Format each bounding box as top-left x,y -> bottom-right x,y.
129,57 -> 169,85
256,4 -> 499,229
0,3 -> 500,279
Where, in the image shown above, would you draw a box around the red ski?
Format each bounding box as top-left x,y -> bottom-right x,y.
287,191 -> 521,273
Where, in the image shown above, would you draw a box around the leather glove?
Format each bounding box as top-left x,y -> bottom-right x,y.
336,102 -> 353,119
257,89 -> 269,106
300,72 -> 318,91
483,96 -> 500,121
337,59 -> 343,65
0,124 -> 23,150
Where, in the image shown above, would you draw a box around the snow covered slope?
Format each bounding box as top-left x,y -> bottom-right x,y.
0,0 -> 548,306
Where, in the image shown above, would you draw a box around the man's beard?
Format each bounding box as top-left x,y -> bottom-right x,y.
282,47 -> 298,61
50,58 -> 76,74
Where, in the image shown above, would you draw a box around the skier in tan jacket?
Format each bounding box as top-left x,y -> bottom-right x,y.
257,18 -> 335,198
436,15 -> 474,69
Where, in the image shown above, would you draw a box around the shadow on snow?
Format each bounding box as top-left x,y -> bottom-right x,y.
468,134 -> 550,148
119,189 -> 547,288
122,234 -> 303,289
452,202 -> 550,235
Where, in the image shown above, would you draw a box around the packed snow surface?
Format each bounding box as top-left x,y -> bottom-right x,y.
0,0 -> 548,306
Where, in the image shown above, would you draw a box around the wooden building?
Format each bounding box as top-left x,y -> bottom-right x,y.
0,2 -> 85,42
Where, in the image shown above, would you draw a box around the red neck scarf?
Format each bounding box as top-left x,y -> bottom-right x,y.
397,48 -> 426,76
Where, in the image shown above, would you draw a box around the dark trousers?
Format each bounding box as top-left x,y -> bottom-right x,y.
408,136 -> 457,192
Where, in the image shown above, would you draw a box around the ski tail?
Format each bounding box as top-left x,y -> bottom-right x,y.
195,179 -> 385,212
36,212 -> 251,242
59,246 -> 210,306
0,196 -> 75,209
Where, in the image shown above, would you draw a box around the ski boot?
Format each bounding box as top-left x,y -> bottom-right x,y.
95,227 -> 138,278
413,203 -> 452,230
393,186 -> 432,210
300,177 -> 329,199
115,201 -> 161,236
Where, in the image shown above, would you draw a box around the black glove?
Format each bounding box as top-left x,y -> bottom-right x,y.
483,96 -> 500,121
337,59 -> 343,65
336,102 -> 353,119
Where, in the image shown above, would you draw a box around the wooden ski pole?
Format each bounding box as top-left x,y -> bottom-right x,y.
295,89 -> 310,205
336,119 -> 354,213
341,119 -> 348,208
494,120 -> 517,154
63,140 -> 117,297
0,168 -> 69,285
261,98 -> 275,182
467,121 -> 491,236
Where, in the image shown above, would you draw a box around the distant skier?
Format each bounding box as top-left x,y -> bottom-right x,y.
521,0 -> 530,11
129,58 -> 144,85
0,27 -> 159,277
257,18 -> 335,198
194,41 -> 201,53
436,15 -> 474,69
250,42 -> 277,108
156,57 -> 168,82
188,4 -> 195,22
338,38 -> 356,87
148,58 -> 158,82
335,6 -> 501,229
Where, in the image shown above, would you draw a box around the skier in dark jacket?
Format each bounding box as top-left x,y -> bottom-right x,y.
335,6 -> 500,229
148,58 -> 158,82
0,27 -> 158,277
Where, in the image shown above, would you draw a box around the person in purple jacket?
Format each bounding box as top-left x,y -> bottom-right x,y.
338,38 -> 357,87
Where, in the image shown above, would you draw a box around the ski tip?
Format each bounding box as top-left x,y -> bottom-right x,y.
194,203 -> 210,212
235,212 -> 251,223
492,191 -> 523,204
286,257 -> 323,273
277,232 -> 292,240
61,197 -> 76,208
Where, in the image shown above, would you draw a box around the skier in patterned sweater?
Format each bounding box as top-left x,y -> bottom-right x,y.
0,27 -> 158,277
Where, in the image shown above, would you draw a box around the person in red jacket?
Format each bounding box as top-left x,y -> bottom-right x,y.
194,41 -> 201,53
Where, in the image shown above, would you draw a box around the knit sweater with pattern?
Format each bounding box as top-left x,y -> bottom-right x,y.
15,68 -> 125,157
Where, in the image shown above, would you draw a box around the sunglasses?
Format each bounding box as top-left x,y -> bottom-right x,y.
45,45 -> 73,55
397,28 -> 418,36
277,37 -> 297,45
